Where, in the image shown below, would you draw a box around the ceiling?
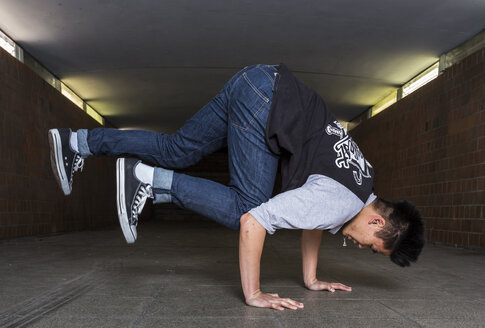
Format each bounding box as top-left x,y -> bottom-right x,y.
0,0 -> 484,133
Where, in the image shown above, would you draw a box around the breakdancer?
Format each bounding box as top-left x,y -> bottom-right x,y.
49,64 -> 424,310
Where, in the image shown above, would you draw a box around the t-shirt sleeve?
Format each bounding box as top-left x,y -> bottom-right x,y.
249,175 -> 365,234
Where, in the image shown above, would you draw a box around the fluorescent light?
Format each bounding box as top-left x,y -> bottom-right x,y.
60,82 -> 84,110
0,30 -> 16,57
23,52 -> 59,89
371,89 -> 398,117
370,61 -> 439,117
0,29 -> 105,126
86,105 -> 104,125
61,84 -> 104,125
402,62 -> 439,97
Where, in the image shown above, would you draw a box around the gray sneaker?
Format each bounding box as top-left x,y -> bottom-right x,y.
116,158 -> 153,244
48,128 -> 84,195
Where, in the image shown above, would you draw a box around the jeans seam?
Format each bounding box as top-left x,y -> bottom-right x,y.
243,72 -> 270,103
228,71 -> 270,131
229,100 -> 267,132
256,66 -> 276,87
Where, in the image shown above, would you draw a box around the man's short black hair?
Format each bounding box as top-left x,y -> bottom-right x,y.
373,198 -> 425,267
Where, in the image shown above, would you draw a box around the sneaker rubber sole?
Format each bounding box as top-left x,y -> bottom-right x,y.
48,129 -> 71,195
116,158 -> 136,244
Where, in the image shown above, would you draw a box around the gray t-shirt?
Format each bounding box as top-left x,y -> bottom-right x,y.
249,174 -> 376,234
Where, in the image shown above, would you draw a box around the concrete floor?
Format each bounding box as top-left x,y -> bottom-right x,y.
0,220 -> 484,328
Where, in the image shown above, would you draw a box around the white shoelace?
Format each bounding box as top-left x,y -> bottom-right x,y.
131,184 -> 153,225
73,155 -> 85,172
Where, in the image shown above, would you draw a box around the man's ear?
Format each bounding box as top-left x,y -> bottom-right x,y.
368,216 -> 386,228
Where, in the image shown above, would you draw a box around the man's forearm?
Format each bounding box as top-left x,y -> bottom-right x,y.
239,213 -> 267,301
301,229 -> 323,286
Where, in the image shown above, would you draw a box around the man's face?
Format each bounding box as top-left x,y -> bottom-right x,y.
341,205 -> 393,256
345,230 -> 392,256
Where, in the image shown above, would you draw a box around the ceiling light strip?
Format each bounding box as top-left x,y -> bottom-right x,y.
353,29 -> 485,126
85,105 -> 104,125
371,90 -> 398,117
0,30 -> 16,58
401,62 -> 439,98
0,29 -> 104,126
61,82 -> 84,110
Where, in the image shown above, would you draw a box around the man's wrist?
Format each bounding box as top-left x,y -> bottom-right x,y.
304,276 -> 317,287
245,288 -> 262,302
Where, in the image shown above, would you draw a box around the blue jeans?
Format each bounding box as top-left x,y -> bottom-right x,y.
82,65 -> 279,230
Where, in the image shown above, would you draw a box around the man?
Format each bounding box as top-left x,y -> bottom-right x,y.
48,64 -> 425,311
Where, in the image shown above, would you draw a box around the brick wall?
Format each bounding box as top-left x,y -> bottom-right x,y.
351,47 -> 485,248
0,48 -> 119,239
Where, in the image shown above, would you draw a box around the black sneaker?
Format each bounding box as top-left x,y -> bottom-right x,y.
48,128 -> 84,196
116,158 -> 153,244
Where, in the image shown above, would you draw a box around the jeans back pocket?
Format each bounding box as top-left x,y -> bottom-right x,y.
229,68 -> 273,131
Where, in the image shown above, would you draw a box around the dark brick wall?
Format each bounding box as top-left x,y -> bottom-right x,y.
0,48 -> 118,239
351,48 -> 485,248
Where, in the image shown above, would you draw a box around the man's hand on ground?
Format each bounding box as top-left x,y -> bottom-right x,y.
305,278 -> 352,292
238,214 -> 304,311
246,291 -> 304,311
